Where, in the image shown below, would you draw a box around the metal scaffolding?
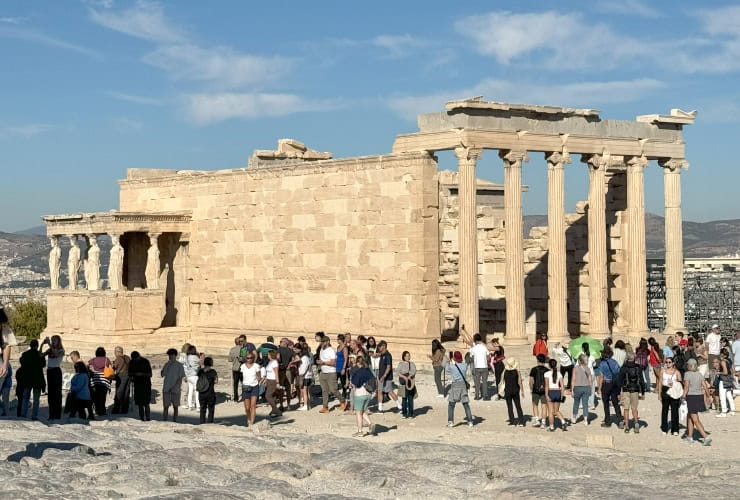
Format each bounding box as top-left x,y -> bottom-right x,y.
647,259 -> 740,338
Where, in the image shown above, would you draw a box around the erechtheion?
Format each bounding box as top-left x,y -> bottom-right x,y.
43,98 -> 695,355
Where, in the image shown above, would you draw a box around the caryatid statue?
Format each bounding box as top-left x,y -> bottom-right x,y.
48,236 -> 62,290
67,236 -> 81,290
145,233 -> 161,289
108,233 -> 124,291
85,234 -> 101,291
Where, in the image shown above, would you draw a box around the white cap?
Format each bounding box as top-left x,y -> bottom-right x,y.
712,324 -> 719,329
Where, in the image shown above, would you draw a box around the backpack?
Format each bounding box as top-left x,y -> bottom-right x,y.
635,350 -> 648,369
196,371 -> 210,393
673,352 -> 686,372
625,365 -> 641,390
363,376 -> 378,394
532,366 -> 546,394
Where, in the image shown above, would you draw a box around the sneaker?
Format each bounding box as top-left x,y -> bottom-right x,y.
297,405 -> 308,411
518,422 -> 525,427
584,420 -> 589,427
731,412 -> 736,416
532,421 -> 541,428
547,426 -> 555,432
377,405 -> 384,413
447,421 -> 454,427
396,402 -> 403,410
541,418 -> 547,427
624,427 -> 630,434
319,407 -> 330,414
468,421 -> 474,427
702,437 -> 713,446
672,432 -> 679,436
716,413 -> 728,418
634,422 -> 640,434
436,394 -> 445,398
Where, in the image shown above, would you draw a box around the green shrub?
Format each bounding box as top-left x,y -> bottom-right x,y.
8,301 -> 47,340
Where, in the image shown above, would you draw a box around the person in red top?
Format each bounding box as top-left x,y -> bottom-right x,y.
533,332 -> 549,359
676,332 -> 688,349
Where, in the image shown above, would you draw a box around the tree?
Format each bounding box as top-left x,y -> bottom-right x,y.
8,301 -> 47,340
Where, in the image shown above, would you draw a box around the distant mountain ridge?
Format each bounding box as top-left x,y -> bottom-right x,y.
524,213 -> 740,258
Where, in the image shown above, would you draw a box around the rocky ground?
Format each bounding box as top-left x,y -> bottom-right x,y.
2,350 -> 740,498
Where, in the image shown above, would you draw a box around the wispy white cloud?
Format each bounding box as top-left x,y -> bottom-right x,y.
697,5 -> 740,36
455,11 -> 655,68
0,123 -> 54,137
387,78 -> 665,121
372,34 -> 426,59
89,0 -> 185,43
594,0 -> 661,18
0,25 -> 100,58
183,93 -> 339,125
142,44 -> 292,89
104,91 -> 164,106
0,17 -> 25,24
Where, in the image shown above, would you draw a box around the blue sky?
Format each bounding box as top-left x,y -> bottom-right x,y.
1,0 -> 738,232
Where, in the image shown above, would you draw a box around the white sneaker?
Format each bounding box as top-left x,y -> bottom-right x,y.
447,421 -> 454,427
730,411 -> 736,416
716,413 -> 728,418
396,402 -> 403,410
378,404 -> 384,413
297,405 -> 308,411
436,394 -> 445,398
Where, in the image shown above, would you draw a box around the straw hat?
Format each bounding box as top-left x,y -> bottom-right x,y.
504,357 -> 519,370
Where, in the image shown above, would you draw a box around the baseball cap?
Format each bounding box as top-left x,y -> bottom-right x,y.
712,324 -> 719,329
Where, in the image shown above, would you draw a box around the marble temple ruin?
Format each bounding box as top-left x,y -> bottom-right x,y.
43,98 -> 696,355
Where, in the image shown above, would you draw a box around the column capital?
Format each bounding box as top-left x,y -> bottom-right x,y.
454,146 -> 483,163
659,158 -> 689,172
626,155 -> 649,169
499,149 -> 529,167
545,150 -> 572,168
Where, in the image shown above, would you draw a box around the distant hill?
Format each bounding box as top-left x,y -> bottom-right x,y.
525,213 -> 740,258
13,226 -> 46,236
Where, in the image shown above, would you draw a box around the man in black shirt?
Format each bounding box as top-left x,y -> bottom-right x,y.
376,341 -> 401,413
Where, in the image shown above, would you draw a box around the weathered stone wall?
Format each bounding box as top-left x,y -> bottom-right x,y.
118,152 -> 440,353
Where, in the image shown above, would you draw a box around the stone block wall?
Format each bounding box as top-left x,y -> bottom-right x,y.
118,152 -> 440,353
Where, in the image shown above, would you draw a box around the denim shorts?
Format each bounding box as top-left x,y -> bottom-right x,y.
548,390 -> 562,403
242,385 -> 259,399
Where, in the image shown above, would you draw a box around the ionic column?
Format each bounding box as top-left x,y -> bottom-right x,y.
145,232 -> 161,289
108,233 -> 124,291
454,146 -> 482,338
501,149 -> 529,343
546,150 -> 571,340
583,154 -> 609,337
660,158 -> 688,334
626,155 -> 649,335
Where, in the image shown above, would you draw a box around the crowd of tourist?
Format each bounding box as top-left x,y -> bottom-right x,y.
1,299 -> 739,445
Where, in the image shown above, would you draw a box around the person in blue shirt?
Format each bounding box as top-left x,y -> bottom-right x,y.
68,361 -> 93,420
446,351 -> 474,427
596,347 -> 622,428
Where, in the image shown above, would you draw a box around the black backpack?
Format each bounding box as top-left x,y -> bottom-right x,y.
625,365 -> 641,390
673,352 -> 686,373
532,366 -> 546,394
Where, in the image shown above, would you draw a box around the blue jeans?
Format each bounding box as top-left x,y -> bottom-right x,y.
642,366 -> 651,391
21,387 -> 41,419
572,385 -> 590,420
448,401 -> 473,423
402,392 -> 414,417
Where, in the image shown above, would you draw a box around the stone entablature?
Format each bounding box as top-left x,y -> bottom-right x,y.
43,211 -> 192,239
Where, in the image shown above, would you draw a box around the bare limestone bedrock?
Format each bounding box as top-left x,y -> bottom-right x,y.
42,99 -> 693,356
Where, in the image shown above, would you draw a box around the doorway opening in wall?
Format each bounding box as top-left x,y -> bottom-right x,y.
120,232 -> 148,290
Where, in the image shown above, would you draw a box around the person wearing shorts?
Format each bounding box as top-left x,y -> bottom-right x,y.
240,353 -> 262,426
350,356 -> 375,436
618,352 -> 646,433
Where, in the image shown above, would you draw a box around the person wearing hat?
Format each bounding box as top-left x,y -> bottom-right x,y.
446,351 -> 474,427
503,357 -> 525,427
706,325 -> 722,368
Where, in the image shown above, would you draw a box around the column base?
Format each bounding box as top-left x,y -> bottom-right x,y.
504,337 -> 529,346
626,330 -> 650,340
663,325 -> 687,336
588,330 -> 610,341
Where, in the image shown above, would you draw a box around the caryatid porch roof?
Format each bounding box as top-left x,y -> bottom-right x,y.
393,97 -> 696,160
42,211 -> 192,239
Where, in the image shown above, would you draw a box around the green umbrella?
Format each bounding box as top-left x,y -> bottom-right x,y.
567,335 -> 603,359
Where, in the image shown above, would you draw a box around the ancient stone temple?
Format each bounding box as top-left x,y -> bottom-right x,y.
43,99 -> 695,354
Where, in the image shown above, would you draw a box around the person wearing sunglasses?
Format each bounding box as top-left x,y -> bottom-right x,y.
658,356 -> 683,435
240,353 -> 262,426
